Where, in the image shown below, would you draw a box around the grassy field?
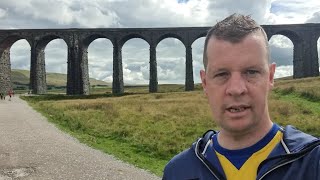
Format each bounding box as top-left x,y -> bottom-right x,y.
21,77 -> 320,177
11,69 -> 110,93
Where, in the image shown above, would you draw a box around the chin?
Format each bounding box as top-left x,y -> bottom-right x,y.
221,121 -> 254,134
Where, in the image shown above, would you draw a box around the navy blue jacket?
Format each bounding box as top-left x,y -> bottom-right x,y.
163,126 -> 320,180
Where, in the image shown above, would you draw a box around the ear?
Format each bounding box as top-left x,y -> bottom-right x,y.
268,63 -> 276,89
200,69 -> 208,96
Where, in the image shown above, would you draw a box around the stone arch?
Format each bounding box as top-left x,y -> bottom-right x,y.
0,36 -> 32,66
120,34 -> 150,48
0,36 -> 31,51
30,35 -> 68,94
155,33 -> 185,47
0,36 -> 32,63
190,32 -> 207,46
36,35 -> 68,50
270,30 -> 302,44
156,37 -> 186,88
10,39 -> 31,92
122,38 -> 150,89
86,37 -> 114,92
269,30 -> 304,78
44,38 -> 68,93
269,35 -> 294,78
82,34 -> 113,49
0,36 -> 32,93
191,37 -> 205,84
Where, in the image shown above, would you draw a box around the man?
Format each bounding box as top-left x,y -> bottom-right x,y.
163,14 -> 320,180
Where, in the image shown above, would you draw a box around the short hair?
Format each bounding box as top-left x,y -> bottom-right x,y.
203,14 -> 269,70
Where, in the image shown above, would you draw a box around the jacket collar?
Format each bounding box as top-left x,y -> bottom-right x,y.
193,130 -> 227,180
257,125 -> 319,179
194,126 -> 319,180
281,125 -> 319,153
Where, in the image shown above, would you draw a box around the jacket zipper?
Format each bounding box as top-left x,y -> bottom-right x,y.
258,139 -> 320,179
258,153 -> 306,179
196,153 -> 221,180
195,138 -> 222,180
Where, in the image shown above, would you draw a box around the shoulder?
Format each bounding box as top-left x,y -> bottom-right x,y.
308,141 -> 320,157
163,130 -> 218,179
282,125 -> 319,151
295,141 -> 320,178
283,125 -> 320,160
163,142 -> 212,179
163,146 -> 199,177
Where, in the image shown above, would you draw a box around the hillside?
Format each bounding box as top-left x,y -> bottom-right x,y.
11,69 -> 111,89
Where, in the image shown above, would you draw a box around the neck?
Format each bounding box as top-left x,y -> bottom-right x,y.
217,120 -> 273,150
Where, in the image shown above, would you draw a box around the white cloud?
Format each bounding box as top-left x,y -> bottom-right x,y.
2,0 -> 74,25
269,35 -> 293,48
269,35 -> 294,66
88,38 -> 113,81
10,40 -> 31,70
306,11 -> 320,23
157,57 -> 185,84
268,0 -> 320,24
107,0 -> 209,27
72,2 -> 119,27
192,37 -> 205,83
0,8 -> 7,19
156,38 -> 185,84
274,65 -> 293,78
45,39 -> 68,73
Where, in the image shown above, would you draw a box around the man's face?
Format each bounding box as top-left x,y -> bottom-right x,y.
200,32 -> 276,134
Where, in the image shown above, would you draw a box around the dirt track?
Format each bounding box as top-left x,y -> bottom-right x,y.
0,96 -> 160,180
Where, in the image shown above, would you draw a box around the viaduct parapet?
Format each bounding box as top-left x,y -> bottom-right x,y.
0,24 -> 319,95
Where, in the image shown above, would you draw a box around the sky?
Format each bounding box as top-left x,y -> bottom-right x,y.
1,0 -> 320,85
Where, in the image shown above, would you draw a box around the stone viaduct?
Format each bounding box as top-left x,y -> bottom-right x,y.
0,23 -> 319,95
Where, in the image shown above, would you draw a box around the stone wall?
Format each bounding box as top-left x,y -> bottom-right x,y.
0,49 -> 12,94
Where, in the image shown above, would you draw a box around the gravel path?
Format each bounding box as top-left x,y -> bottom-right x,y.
0,96 -> 161,180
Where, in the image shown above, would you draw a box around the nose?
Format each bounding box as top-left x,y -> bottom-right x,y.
225,73 -> 248,96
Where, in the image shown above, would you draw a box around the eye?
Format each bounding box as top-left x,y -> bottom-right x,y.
247,70 -> 258,74
245,69 -> 259,77
214,72 -> 229,78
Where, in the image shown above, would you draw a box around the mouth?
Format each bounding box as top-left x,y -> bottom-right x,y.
226,105 -> 251,113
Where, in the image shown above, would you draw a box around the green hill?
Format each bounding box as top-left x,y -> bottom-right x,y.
11,69 -> 111,90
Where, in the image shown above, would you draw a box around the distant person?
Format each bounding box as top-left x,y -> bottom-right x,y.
2,92 -> 5,100
0,92 -> 3,100
163,14 -> 320,180
8,89 -> 13,101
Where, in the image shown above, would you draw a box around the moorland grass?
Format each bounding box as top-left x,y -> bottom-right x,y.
21,77 -> 320,176
274,76 -> 320,101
